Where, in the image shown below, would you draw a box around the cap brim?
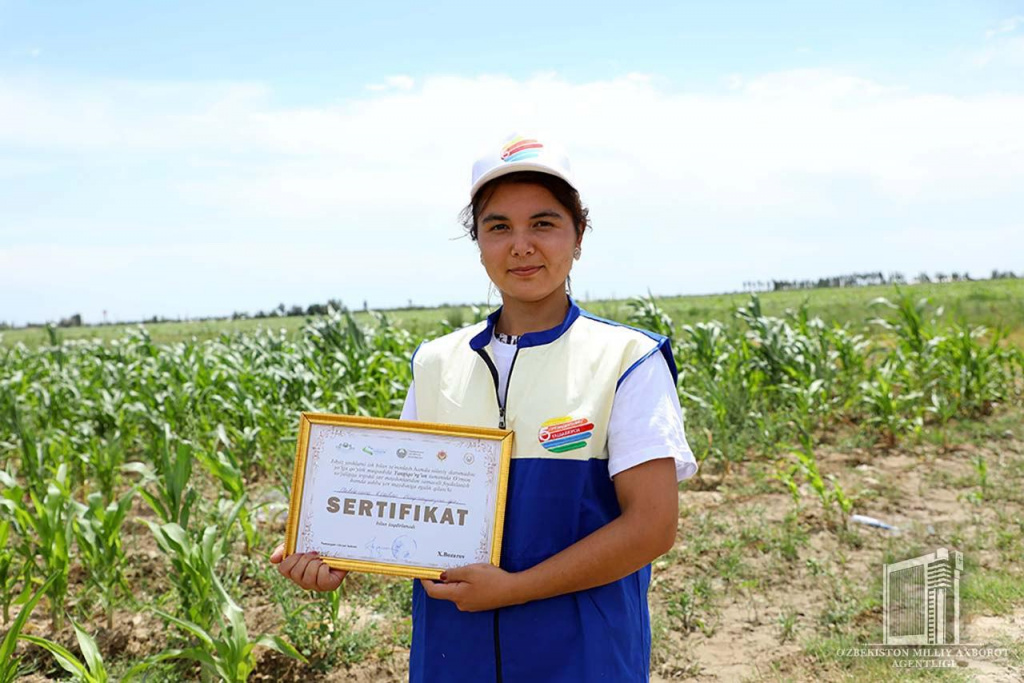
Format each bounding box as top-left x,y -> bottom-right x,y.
470,162 -> 576,199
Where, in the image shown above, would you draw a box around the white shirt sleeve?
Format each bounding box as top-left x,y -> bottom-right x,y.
400,382 -> 417,421
606,351 -> 698,483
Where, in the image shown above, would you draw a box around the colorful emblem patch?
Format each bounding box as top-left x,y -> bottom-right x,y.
501,136 -> 543,163
538,416 -> 594,453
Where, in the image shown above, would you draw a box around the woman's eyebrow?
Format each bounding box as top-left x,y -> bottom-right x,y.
481,209 -> 564,223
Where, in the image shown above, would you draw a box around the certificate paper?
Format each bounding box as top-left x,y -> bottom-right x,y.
285,413 -> 513,580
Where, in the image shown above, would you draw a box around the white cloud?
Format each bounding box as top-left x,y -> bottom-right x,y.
1,69 -> 1023,324
970,35 -> 1024,68
986,15 -> 1023,39
970,16 -> 1024,67
366,74 -> 415,91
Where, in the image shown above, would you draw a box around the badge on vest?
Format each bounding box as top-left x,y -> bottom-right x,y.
538,416 -> 595,453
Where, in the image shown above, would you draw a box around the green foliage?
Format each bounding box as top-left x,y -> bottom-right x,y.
154,575 -> 305,683
665,576 -> 716,636
0,573 -> 60,683
145,514 -> 242,632
71,489 -> 135,629
626,291 -> 675,339
0,519 -> 21,624
270,570 -> 379,672
132,424 -> 198,530
0,287 -> 1021,674
19,616 -> 122,683
3,466 -> 76,630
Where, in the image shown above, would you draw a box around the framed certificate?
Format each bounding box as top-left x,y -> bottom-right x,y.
284,413 -> 514,580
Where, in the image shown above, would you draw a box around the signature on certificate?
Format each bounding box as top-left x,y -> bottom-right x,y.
364,537 -> 392,559
363,535 -> 419,561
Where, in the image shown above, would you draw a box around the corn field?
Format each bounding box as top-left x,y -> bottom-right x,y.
1,293 -> 1022,680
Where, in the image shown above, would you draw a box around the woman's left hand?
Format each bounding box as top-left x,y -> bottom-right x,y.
420,563 -> 521,612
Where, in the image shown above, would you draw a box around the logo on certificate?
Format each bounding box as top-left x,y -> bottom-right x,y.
436,450 -> 448,461
362,446 -> 374,456
463,452 -> 475,465
397,448 -> 408,459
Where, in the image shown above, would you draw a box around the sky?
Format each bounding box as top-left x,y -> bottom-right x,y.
1,0 -> 1023,326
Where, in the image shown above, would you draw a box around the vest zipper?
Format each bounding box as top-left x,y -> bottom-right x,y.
473,348 -> 520,430
474,345 -> 518,682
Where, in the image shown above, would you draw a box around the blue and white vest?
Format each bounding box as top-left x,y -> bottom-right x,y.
409,298 -> 676,683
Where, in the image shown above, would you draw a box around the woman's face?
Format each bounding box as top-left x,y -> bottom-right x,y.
476,182 -> 581,308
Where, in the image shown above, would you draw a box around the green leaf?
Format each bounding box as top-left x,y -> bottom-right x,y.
18,634 -> 88,678
255,634 -> 307,662
161,645 -> 219,672
151,608 -> 215,648
70,616 -> 106,679
0,572 -> 60,667
119,649 -> 185,682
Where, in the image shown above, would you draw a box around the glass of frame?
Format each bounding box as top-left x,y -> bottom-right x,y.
284,412 -> 513,580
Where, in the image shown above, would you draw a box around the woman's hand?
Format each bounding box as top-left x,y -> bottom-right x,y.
419,563 -> 521,612
270,543 -> 348,592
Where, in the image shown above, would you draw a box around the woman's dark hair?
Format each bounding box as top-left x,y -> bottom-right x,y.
459,171 -> 590,241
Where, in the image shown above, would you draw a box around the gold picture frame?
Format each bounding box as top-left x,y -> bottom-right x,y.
285,412 -> 513,580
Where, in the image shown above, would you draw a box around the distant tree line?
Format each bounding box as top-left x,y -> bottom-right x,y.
742,269 -> 1019,293
10,297 -> 480,331
7,268 -> 1019,331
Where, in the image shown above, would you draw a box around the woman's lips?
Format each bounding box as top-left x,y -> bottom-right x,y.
509,266 -> 542,276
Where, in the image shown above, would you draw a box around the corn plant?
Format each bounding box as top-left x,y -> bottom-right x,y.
130,424 -> 198,529
154,575 -> 305,682
201,429 -> 258,554
0,572 -> 60,683
72,489 -> 134,629
933,323 -> 1017,417
82,434 -> 127,506
787,430 -> 854,529
0,520 -> 20,625
859,363 -> 923,448
145,501 -> 244,631
869,291 -> 935,356
273,575 -> 378,671
18,615 -> 142,683
626,291 -> 675,339
4,465 -> 75,630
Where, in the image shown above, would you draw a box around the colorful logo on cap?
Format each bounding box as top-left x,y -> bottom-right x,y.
538,416 -> 594,453
501,136 -> 543,164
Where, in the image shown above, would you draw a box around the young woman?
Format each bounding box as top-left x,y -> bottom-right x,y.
272,134 -> 697,682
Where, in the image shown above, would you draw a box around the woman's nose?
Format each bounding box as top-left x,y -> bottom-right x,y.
510,228 -> 535,256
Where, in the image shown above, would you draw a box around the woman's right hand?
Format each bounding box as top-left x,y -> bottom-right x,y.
270,543 -> 348,592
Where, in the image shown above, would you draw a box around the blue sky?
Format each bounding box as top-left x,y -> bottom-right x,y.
2,0 -> 1023,325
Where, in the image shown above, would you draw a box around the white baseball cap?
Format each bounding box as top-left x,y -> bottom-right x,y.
470,133 -> 576,199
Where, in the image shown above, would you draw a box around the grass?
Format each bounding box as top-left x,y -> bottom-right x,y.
794,633 -> 977,682
961,570 -> 1024,617
4,278 -> 1024,348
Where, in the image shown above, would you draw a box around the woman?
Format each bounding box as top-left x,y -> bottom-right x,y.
272,134 -> 697,682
